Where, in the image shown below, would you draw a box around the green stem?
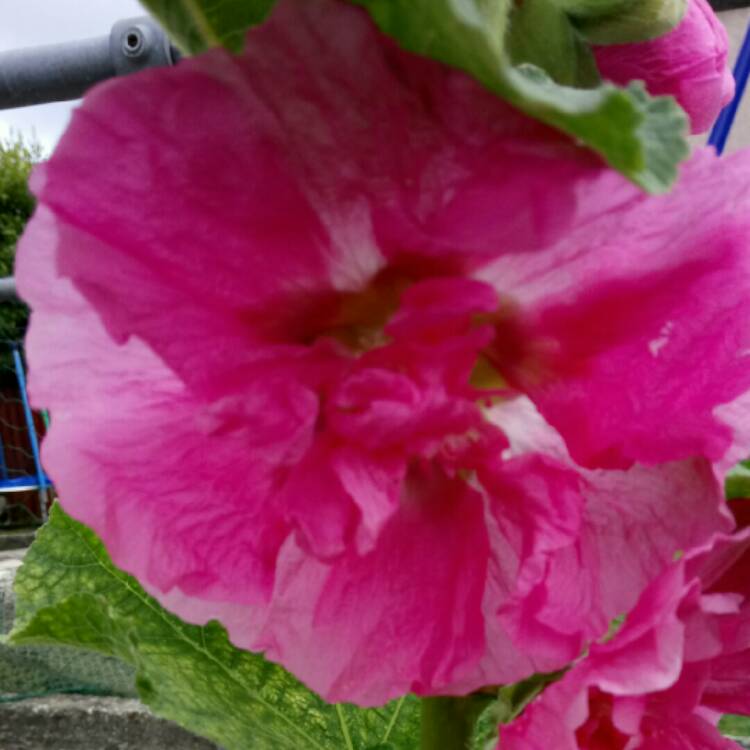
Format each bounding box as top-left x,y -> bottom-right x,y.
420,695 -> 491,750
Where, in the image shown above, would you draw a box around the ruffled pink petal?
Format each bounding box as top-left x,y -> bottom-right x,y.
484,397 -> 732,652
593,0 -> 735,133
584,564 -> 688,695
480,454 -> 588,665
18,212 -> 493,705
479,148 -> 750,470
435,399 -> 730,695
17,210 -> 306,609
500,533 -> 750,750
26,0 -> 603,397
251,463 -> 490,705
636,713 -> 736,750
500,698 -> 582,750
575,459 -> 732,629
487,457 -> 729,666
701,650 -> 750,714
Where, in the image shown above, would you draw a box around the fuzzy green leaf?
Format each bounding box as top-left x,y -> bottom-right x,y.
10,505 -> 419,750
138,0 -> 277,53
351,0 -> 688,192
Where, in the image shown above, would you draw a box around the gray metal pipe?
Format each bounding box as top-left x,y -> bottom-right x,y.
0,17 -> 179,110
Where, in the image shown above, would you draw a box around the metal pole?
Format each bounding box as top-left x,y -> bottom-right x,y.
709,19 -> 750,154
0,278 -> 17,303
11,344 -> 48,522
0,16 -> 179,110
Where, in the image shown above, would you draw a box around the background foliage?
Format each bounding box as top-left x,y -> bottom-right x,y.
0,136 -> 38,343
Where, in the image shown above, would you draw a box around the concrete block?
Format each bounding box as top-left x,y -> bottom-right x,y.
0,529 -> 36,552
0,695 -> 220,750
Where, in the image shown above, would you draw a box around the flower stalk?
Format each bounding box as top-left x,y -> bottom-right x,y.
420,695 -> 491,750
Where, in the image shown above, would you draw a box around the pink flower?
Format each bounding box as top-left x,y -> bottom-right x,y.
16,0 -> 750,704
498,522 -> 750,750
594,0 -> 735,133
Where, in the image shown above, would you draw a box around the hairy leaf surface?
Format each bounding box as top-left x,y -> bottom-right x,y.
11,505 -> 419,750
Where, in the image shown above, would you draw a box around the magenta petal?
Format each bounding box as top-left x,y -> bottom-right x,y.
585,564 -> 688,695
701,650 -> 750,714
486,398 -> 731,649
481,149 -> 750,469
17,211 -> 309,608
500,532 -> 750,750
641,718 -> 739,750
24,0 -> 603,397
254,464 -> 490,705
485,455 -> 730,666
280,440 -> 405,557
481,454 -> 588,665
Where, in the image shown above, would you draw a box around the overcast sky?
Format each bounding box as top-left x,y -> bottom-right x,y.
1,0 -> 144,153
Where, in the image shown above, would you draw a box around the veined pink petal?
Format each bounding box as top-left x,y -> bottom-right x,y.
252,462 -> 490,705
19,211 -> 302,607
442,399 -> 732,694
25,0 -> 601,398
484,397 -> 732,649
594,0 -> 735,134
479,149 -> 750,470
488,455 -> 731,671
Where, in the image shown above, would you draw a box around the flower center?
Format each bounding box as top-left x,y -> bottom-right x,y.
323,269 -> 412,354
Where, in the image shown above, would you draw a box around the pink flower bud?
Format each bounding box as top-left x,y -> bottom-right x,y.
594,0 -> 735,133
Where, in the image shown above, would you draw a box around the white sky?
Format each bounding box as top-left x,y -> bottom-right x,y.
0,0 -> 144,153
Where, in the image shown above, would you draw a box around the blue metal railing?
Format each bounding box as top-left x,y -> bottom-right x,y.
11,345 -> 49,521
709,19 -> 750,153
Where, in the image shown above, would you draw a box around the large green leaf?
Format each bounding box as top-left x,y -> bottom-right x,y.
351,0 -> 688,193
9,505 -> 420,750
138,0 -> 277,53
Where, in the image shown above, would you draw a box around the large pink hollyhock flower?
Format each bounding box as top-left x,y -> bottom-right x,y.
15,0 -> 750,703
593,0 -> 735,133
499,524 -> 750,750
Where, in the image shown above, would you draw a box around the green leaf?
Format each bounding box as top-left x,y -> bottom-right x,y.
10,505 -> 420,750
351,0 -> 689,192
506,0 -> 600,88
720,714 -> 750,740
571,0 -> 687,45
726,461 -> 750,500
138,0 -> 277,53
